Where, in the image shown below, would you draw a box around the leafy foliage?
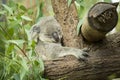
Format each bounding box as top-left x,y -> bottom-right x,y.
0,0 -> 46,80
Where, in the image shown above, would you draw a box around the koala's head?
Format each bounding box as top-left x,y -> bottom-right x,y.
30,16 -> 62,43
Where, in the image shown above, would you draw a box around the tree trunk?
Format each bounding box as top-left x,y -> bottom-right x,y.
44,33 -> 120,80
51,0 -> 84,48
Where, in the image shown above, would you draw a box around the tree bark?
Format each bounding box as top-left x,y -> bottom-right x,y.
51,0 -> 84,48
44,32 -> 120,80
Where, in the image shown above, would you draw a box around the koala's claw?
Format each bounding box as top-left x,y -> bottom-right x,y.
78,51 -> 89,61
82,47 -> 90,52
82,52 -> 89,57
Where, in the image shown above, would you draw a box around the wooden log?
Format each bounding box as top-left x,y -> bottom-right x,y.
81,2 -> 119,42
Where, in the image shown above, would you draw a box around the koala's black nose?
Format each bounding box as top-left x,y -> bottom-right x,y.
52,32 -> 59,42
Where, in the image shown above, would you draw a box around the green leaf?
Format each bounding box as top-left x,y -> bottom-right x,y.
7,28 -> 14,37
2,4 -> 13,15
7,40 -> 25,45
38,58 -> 44,74
20,5 -> 27,11
21,57 -> 29,71
19,57 -> 29,80
76,0 -> 84,4
21,15 -> 32,21
13,74 -> 20,80
77,19 -> 83,35
5,43 -> 14,55
36,2 -> 44,22
103,0 -> 111,2
67,0 -> 72,7
20,68 -> 27,80
0,11 -> 6,15
27,9 -> 33,15
20,63 -> 28,80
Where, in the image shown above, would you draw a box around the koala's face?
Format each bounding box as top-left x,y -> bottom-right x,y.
30,16 -> 62,43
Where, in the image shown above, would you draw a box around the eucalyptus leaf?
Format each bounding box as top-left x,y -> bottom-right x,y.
67,0 -> 72,7
2,4 -> 13,15
76,0 -> 84,5
0,11 -> 6,15
7,40 -> 25,45
21,15 -> 32,21
36,2 -> 44,22
20,68 -> 26,80
38,58 -> 44,74
20,5 -> 27,11
20,57 -> 29,71
77,19 -> 83,35
103,0 -> 111,2
13,74 -> 20,80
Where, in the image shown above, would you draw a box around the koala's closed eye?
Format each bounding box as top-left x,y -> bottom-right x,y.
52,32 -> 59,42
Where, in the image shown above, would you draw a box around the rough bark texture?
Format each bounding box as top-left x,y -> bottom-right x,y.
51,0 -> 84,48
44,33 -> 120,80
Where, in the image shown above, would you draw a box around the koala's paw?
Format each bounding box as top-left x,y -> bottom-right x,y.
58,48 -> 90,61
77,50 -> 89,61
74,48 -> 89,61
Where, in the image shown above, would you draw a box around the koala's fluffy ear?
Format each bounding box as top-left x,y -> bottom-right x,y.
30,25 -> 40,42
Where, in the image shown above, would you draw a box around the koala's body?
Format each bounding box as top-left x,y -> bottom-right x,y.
30,16 -> 88,60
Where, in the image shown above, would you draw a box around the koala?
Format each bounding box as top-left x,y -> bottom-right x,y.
30,16 -> 89,60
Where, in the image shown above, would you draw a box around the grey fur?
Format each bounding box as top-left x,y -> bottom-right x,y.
30,16 -> 88,60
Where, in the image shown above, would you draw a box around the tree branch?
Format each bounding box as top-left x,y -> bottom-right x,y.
44,33 -> 120,80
